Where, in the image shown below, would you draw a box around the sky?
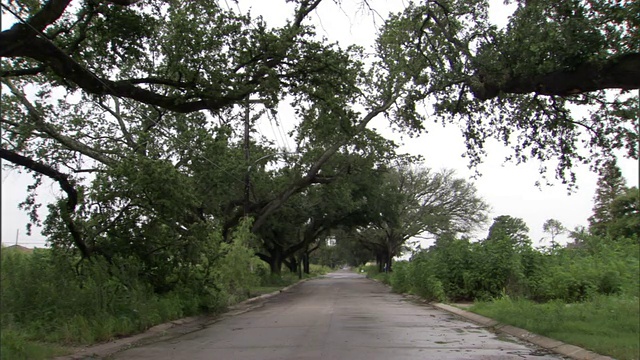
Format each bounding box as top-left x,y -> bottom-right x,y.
1,0 -> 638,249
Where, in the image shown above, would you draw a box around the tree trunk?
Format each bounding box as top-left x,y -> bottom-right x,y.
386,251 -> 393,273
269,250 -> 282,276
297,254 -> 303,279
286,256 -> 298,273
376,252 -> 384,273
302,252 -> 310,274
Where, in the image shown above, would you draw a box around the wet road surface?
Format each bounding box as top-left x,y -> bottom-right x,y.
113,271 -> 563,359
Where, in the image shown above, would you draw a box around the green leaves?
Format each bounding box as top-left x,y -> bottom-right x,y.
353,164 -> 488,268
381,0 -> 639,186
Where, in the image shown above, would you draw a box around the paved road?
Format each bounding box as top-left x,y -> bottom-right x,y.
113,271 -> 563,360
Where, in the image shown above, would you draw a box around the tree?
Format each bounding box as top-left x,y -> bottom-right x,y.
243,146 -> 392,275
1,0 -> 418,274
588,159 -> 628,236
487,215 -> 532,249
331,230 -> 375,267
358,165 -> 489,271
480,215 -> 535,296
381,0 -> 639,185
606,187 -> 640,240
542,219 -> 565,244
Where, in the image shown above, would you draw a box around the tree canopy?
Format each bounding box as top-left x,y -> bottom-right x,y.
588,159 -> 628,236
354,165 -> 489,271
380,0 -> 639,184
1,0 -> 638,278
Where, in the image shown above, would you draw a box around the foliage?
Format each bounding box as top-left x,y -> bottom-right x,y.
354,164 -> 488,272
542,219 -> 565,243
389,261 -> 411,293
0,329 -> 69,360
389,220 -> 639,303
253,149 -> 392,275
407,258 -> 447,302
1,1 -> 638,355
1,0 -> 419,284
308,264 -> 332,276
588,159 -> 628,236
471,296 -> 639,360
0,222 -> 266,358
214,219 -> 262,303
608,187 -> 640,239
390,259 -> 446,302
487,215 -> 532,249
382,0 -> 639,185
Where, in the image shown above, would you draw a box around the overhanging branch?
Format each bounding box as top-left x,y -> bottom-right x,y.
473,53 -> 640,100
3,79 -> 117,166
0,148 -> 91,258
252,95 -> 397,232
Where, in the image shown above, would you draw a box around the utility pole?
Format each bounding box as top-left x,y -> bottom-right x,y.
244,98 -> 251,217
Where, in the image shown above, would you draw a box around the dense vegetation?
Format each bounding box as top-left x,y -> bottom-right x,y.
0,0 -> 638,358
384,166 -> 639,359
0,221 -> 332,359
390,224 -> 639,303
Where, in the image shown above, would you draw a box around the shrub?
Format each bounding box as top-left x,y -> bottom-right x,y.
404,256 -> 445,302
390,261 -> 411,293
308,264 -> 332,276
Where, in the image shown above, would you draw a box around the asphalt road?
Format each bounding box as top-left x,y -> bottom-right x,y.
113,271 -> 563,360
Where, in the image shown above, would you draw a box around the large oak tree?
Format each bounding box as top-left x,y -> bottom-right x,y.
1,0 -> 416,283
381,0 -> 639,184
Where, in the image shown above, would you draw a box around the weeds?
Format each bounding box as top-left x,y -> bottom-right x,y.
0,240 -> 328,359
386,235 -> 639,359
471,296 -> 640,360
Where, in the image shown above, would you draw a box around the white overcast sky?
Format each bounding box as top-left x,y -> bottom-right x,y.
1,0 -> 638,248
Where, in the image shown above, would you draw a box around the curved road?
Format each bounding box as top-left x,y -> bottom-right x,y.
114,271 -> 563,360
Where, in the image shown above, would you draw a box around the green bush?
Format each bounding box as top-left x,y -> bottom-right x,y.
0,220 -> 267,359
390,261 -> 411,293
308,264 -> 332,276
408,257 -> 445,302
598,270 -> 623,295
388,233 -> 639,304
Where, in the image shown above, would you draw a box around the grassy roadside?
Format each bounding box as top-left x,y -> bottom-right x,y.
0,330 -> 69,360
363,262 -> 639,360
469,296 -> 640,360
1,272 -> 326,360
1,247 -> 332,360
357,264 -> 390,284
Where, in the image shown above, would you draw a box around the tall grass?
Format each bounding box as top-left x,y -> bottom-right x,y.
0,238 -> 261,359
1,244 -> 329,359
471,296 -> 640,360
0,248 -> 215,358
386,236 -> 639,359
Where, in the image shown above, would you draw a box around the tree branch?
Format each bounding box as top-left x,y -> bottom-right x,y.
473,53 -> 640,100
252,96 -> 396,232
0,148 -> 91,258
0,0 -> 324,114
3,79 -> 117,166
0,66 -> 45,77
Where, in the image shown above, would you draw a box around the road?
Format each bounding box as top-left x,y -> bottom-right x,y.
113,271 -> 563,360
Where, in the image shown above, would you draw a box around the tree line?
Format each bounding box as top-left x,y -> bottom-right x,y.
1,0 -> 638,301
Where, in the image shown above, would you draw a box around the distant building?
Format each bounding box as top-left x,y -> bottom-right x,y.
1,244 -> 34,254
326,237 -> 336,247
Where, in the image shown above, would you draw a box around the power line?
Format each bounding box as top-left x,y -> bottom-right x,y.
266,112 -> 285,151
275,112 -> 294,152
